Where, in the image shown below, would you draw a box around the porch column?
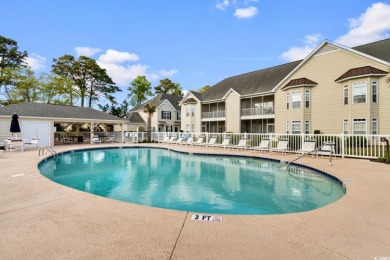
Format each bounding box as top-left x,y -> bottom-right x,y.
121,123 -> 124,143
90,122 -> 95,144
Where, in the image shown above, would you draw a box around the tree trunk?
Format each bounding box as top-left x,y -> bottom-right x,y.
147,113 -> 151,142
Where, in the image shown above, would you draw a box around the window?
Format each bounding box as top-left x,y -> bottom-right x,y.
186,107 -> 190,117
191,124 -> 194,132
343,85 -> 348,105
353,119 -> 366,135
292,92 -> 301,109
292,121 -> 301,134
305,90 -> 310,108
372,118 -> 378,135
161,111 -> 171,120
177,112 -> 181,120
191,106 -> 195,117
286,93 -> 289,110
186,124 -> 189,132
352,82 -> 367,103
372,81 -> 378,103
166,125 -> 172,132
305,121 -> 310,134
343,119 -> 348,135
286,121 -> 289,134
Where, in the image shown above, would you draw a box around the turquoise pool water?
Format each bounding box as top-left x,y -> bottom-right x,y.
38,147 -> 345,215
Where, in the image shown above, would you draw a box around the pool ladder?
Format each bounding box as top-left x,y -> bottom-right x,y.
38,146 -> 58,158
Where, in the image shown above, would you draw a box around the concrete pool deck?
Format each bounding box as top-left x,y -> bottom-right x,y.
0,143 -> 389,259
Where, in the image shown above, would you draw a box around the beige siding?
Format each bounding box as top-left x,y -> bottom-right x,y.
225,91 -> 241,132
275,45 -> 390,134
181,93 -> 201,132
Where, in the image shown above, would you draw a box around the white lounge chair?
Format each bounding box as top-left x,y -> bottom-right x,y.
166,137 -> 176,144
271,139 -> 289,154
92,136 -> 101,145
192,137 -> 204,146
182,137 -> 194,145
159,136 -> 169,143
172,137 -> 184,145
210,138 -> 231,148
197,137 -> 217,147
24,137 -> 39,149
7,140 -> 24,152
298,140 -> 316,155
317,142 -> 335,157
249,138 -> 270,153
231,139 -> 248,150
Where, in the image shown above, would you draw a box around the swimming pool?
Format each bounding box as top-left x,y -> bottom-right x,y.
38,147 -> 345,215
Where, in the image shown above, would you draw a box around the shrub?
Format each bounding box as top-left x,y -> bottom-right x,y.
345,136 -> 368,147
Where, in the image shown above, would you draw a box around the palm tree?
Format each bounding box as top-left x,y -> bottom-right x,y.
144,103 -> 156,142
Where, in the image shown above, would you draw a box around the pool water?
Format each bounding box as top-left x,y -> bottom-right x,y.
38,147 -> 345,215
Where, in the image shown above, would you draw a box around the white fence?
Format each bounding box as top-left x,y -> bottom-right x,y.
124,131 -> 390,159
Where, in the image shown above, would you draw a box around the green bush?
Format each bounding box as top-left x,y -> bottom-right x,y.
345,136 -> 368,147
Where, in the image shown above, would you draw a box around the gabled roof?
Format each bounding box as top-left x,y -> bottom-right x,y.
130,93 -> 182,112
335,66 -> 388,82
281,78 -> 317,90
189,91 -> 202,101
352,38 -> 390,63
126,112 -> 145,124
202,60 -> 301,101
0,102 -> 127,122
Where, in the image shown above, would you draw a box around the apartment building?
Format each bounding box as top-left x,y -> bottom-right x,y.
180,38 -> 390,134
124,93 -> 182,132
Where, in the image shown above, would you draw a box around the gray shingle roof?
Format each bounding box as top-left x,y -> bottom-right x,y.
126,112 -> 145,124
130,93 -> 182,112
201,61 -> 301,101
0,102 -> 127,122
353,38 -> 390,63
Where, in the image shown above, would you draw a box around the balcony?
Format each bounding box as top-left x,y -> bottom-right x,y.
241,107 -> 274,119
201,110 -> 226,121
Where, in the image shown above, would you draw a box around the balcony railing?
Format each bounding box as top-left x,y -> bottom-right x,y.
202,110 -> 226,119
241,107 -> 274,116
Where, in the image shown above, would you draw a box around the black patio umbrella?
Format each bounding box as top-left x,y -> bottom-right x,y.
10,113 -> 21,138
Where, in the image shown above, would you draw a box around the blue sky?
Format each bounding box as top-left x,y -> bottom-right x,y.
2,0 -> 390,106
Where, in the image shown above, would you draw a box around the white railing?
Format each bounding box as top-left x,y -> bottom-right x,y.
241,107 -> 274,116
128,131 -> 390,160
201,110 -> 225,119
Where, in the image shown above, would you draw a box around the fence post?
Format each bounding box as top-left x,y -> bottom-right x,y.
341,132 -> 345,158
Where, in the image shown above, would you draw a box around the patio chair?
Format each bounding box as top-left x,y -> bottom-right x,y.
7,140 -> 24,152
271,139 -> 289,154
24,137 -> 39,149
298,140 -> 316,155
209,137 -> 231,148
159,136 -> 170,143
192,137 -> 204,146
231,138 -> 249,150
181,137 -> 194,145
249,138 -> 270,153
166,136 -> 176,144
92,136 -> 101,145
198,137 -> 218,147
317,142 -> 335,157
172,137 -> 184,145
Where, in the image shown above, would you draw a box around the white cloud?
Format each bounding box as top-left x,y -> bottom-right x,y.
233,6 -> 257,19
335,2 -> 390,46
280,34 -> 322,61
216,0 -> 229,11
98,49 -> 139,64
96,49 -> 178,87
74,47 -> 102,57
25,53 -> 46,71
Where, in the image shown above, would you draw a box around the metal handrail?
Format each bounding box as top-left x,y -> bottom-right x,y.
285,142 -> 335,170
39,146 -> 58,158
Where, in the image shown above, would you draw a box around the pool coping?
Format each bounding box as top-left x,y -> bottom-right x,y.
1,143 -> 390,259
